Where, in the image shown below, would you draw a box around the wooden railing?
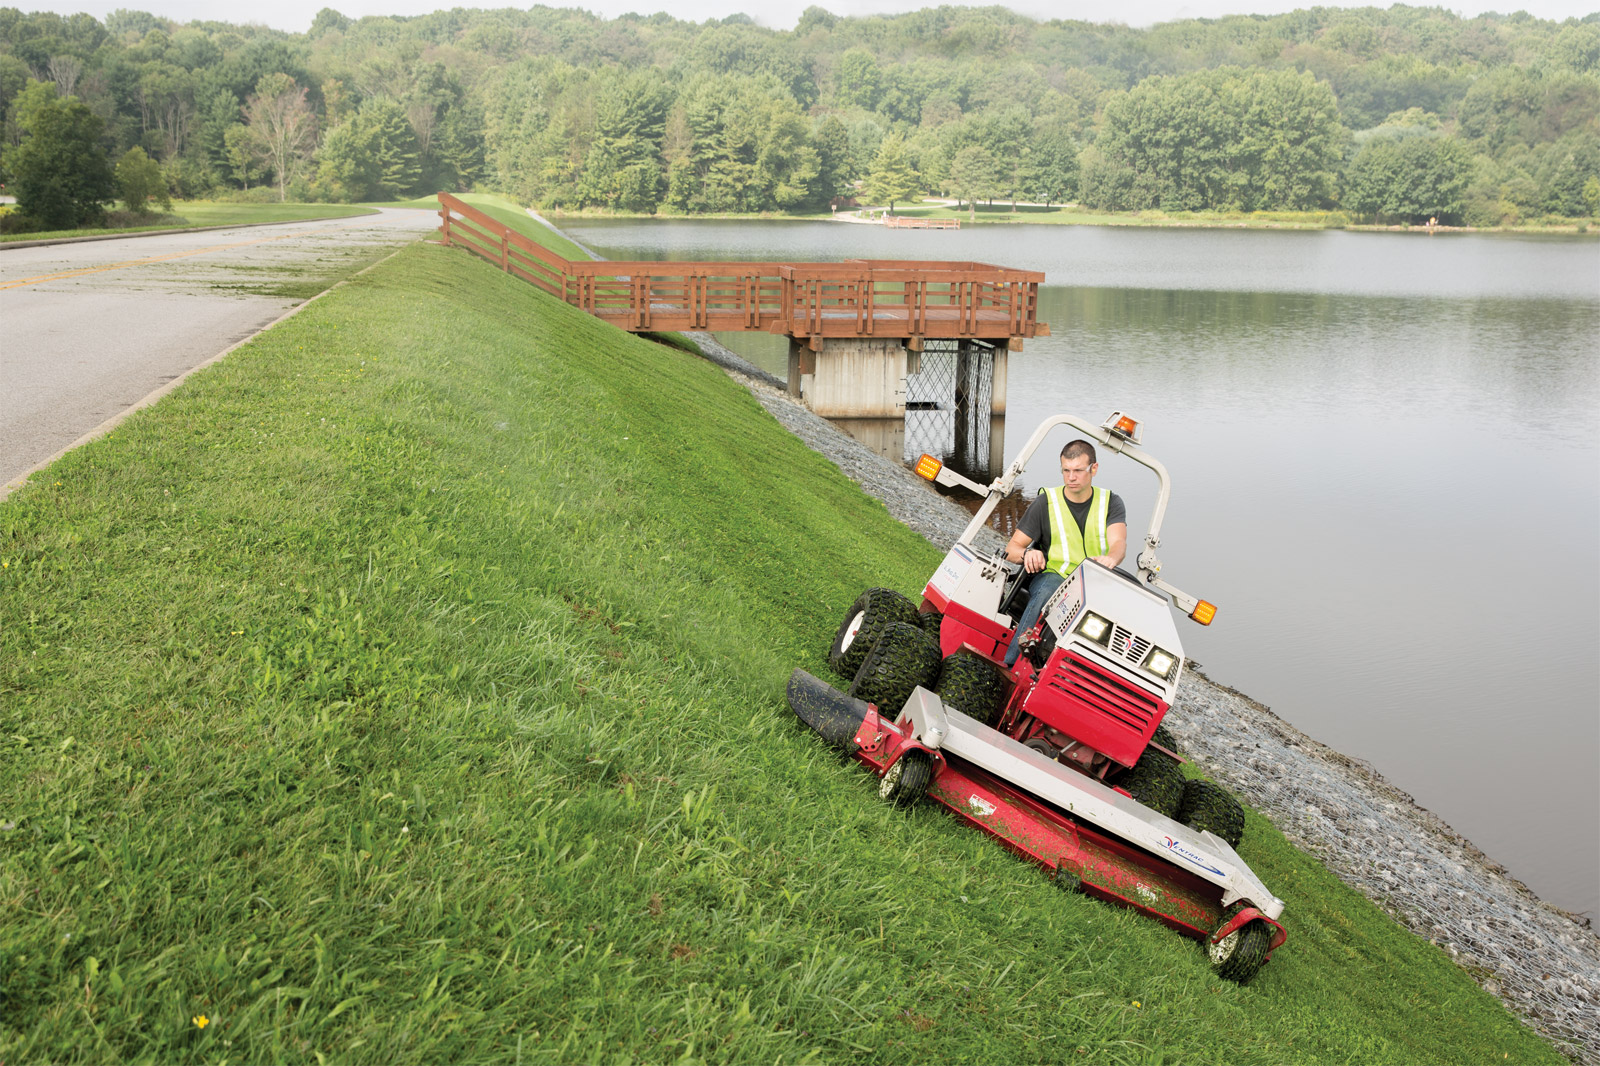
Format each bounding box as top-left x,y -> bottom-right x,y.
437,193 -> 1048,346
884,215 -> 960,229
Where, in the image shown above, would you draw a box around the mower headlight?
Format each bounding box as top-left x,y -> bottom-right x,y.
1142,646 -> 1179,681
1075,611 -> 1112,646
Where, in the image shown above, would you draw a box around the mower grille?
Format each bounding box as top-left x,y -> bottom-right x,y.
1042,653 -> 1163,737
1111,626 -> 1152,666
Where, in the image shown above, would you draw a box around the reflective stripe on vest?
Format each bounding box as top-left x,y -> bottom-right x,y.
1041,485 -> 1109,578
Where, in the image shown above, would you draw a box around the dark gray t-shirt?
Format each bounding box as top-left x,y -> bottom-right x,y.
1016,489 -> 1126,559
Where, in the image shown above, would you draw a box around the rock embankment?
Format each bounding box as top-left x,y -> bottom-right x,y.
685,330 -> 1600,1065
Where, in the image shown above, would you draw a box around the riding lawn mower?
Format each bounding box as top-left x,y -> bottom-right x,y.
787,411 -> 1287,982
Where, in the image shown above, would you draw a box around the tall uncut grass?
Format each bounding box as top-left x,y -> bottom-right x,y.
0,236 -> 1562,1064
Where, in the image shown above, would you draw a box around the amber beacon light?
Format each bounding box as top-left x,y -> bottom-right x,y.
914,454 -> 943,481
1189,600 -> 1217,626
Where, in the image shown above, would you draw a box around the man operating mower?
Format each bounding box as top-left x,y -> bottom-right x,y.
1001,439 -> 1128,667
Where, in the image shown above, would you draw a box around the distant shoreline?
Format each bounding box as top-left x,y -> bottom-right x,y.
540,204 -> 1597,236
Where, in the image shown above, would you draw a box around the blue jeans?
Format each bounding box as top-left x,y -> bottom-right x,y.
1003,571 -> 1064,667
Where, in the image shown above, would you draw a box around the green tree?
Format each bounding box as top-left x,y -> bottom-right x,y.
116,144 -> 169,213
946,143 -> 998,220
243,73 -> 317,202
813,114 -> 853,205
1022,127 -> 1079,205
1095,68 -> 1342,212
317,98 -> 421,202
1343,134 -> 1474,224
863,134 -> 920,210
6,82 -> 116,228
579,70 -> 669,210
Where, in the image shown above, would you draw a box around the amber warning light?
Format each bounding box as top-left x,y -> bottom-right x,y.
914,454 -> 943,481
1114,415 -> 1139,436
1189,600 -> 1217,626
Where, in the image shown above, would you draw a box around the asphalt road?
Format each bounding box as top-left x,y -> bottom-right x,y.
0,207 -> 439,489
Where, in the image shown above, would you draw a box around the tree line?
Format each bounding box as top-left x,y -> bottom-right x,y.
2,4 -> 1596,230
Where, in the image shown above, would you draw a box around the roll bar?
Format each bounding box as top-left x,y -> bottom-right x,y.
948,414 -> 1208,618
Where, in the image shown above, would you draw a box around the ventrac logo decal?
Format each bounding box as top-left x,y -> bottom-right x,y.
1162,836 -> 1224,877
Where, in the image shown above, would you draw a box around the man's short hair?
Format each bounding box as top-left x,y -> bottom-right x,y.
1061,439 -> 1097,465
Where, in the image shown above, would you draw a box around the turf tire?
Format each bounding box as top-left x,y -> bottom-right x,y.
878,749 -> 933,807
1177,779 -> 1246,849
1208,906 -> 1273,983
828,588 -> 919,679
1118,748 -> 1184,818
917,609 -> 944,637
933,650 -> 1007,727
849,622 -> 943,720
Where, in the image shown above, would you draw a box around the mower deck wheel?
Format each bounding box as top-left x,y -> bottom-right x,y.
878,749 -> 933,806
828,588 -> 919,679
1177,779 -> 1246,849
1208,908 -> 1272,983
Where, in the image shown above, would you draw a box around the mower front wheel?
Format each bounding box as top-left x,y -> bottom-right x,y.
848,621 -> 943,721
1118,747 -> 1185,818
1178,779 -> 1246,849
1208,908 -> 1272,983
878,750 -> 933,807
934,650 -> 1007,727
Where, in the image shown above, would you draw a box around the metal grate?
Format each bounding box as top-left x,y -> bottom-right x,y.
904,339 -> 995,481
1110,626 -> 1152,666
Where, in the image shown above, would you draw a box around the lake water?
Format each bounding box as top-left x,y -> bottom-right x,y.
563,218 -> 1600,921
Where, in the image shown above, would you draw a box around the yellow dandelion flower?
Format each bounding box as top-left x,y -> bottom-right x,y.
1132,1001 -> 1142,1008
193,1014 -> 209,1029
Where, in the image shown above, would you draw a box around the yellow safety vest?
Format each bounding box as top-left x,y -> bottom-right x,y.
1041,485 -> 1110,578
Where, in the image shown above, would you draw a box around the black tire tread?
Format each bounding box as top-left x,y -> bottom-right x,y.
828,588 -> 918,679
1210,909 -> 1273,983
1118,748 -> 1185,818
849,622 -> 943,719
1177,779 -> 1246,848
933,650 -> 1007,727
880,749 -> 933,806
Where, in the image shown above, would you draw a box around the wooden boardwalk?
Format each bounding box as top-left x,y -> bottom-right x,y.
437,194 -> 1048,349
883,215 -> 960,229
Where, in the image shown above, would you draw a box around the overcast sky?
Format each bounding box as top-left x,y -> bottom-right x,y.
23,0 -> 1600,34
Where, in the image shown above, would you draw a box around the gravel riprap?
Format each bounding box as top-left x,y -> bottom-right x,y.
685,329 -> 1600,1065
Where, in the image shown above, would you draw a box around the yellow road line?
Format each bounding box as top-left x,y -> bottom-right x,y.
0,222 -> 355,291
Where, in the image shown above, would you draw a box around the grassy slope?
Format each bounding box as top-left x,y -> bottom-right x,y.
0,238 -> 1562,1063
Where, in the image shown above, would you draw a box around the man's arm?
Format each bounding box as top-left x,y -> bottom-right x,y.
1005,529 -> 1048,573
1090,522 -> 1127,569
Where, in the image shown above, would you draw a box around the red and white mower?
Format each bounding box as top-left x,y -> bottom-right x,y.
788,411 -> 1287,981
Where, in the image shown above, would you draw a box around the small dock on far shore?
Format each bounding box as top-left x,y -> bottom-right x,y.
884,215 -> 960,229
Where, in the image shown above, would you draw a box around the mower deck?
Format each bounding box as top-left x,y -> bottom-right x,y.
788,669 -> 1286,951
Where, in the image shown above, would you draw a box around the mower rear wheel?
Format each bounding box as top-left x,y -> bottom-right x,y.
1178,780 -> 1246,849
918,609 -> 944,637
1118,748 -> 1184,818
1208,908 -> 1272,983
934,650 -> 1006,727
829,588 -> 919,679
878,749 -> 933,806
849,622 -> 943,721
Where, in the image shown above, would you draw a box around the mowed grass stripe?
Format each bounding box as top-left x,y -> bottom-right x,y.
0,241 -> 1561,1064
